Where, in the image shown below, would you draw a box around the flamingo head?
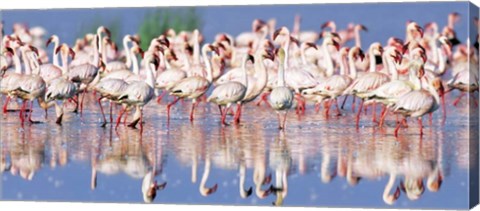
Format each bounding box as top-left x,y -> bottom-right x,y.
200,183 -> 218,197
438,36 -> 453,57
427,172 -> 443,192
321,20 -> 335,31
97,26 -> 111,38
448,12 -> 461,23
407,22 -> 424,38
400,178 -> 425,201
273,26 -> 290,43
383,186 -> 401,205
163,28 -> 176,37
304,42 -> 318,51
55,43 -> 76,60
355,24 -> 368,32
45,35 -> 59,47
252,19 -> 267,32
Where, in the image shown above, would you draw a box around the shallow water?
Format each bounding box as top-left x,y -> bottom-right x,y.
0,90 -> 478,209
1,1 -> 479,209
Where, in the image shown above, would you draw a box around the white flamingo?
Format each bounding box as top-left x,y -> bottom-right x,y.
269,48 -> 294,130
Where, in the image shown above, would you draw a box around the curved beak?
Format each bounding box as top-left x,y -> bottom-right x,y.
201,183 -> 218,196
360,24 -> 368,32
46,36 -> 53,47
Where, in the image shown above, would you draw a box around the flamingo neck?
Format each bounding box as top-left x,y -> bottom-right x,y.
241,56 -> 248,88
348,53 -> 358,79
21,49 -> 31,75
354,28 -> 362,48
52,39 -> 60,66
339,53 -> 348,76
199,158 -> 211,195
293,17 -> 300,38
369,53 -> 377,72
131,49 -> 139,75
92,36 -> 100,68
101,39 -> 108,63
300,44 -> 308,65
239,164 -> 247,197
145,63 -> 155,88
202,48 -> 213,83
193,32 -> 200,65
60,50 -> 69,75
386,56 -> 398,80
278,56 -> 286,87
383,172 -> 397,204
12,49 -> 22,74
123,37 -> 132,68
254,53 -> 268,92
284,37 -> 290,70
323,43 -> 334,77
436,46 -> 447,75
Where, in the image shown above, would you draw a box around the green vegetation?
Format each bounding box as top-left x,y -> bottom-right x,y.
138,7 -> 202,49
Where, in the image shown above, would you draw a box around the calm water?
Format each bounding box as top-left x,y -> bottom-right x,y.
0,2 -> 479,209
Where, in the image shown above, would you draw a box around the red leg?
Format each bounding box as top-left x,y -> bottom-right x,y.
379,105 -> 388,127
356,100 -> 364,128
453,92 -> 465,106
428,113 -> 433,126
97,97 -> 107,127
139,109 -> 144,133
167,97 -> 181,120
80,90 -> 87,116
470,93 -> 479,107
28,100 -> 34,123
394,119 -> 402,137
3,96 -> 10,114
314,103 -> 321,113
372,102 -> 377,123
281,111 -> 288,129
233,103 -> 242,124
418,118 -> 423,136
19,100 -> 26,126
334,98 -> 341,116
189,101 -> 198,122
221,106 -> 229,125
325,99 -> 332,117
109,102 -> 113,124
156,91 -> 167,104
115,106 -> 127,130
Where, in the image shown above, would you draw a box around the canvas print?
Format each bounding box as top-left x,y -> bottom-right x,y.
0,1 -> 479,210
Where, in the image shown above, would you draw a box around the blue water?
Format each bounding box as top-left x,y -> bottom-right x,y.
0,2 -> 478,210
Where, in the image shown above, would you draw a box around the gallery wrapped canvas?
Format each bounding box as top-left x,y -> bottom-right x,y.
0,1 -> 479,210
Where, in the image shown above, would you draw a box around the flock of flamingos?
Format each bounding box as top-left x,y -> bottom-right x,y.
0,12 -> 478,137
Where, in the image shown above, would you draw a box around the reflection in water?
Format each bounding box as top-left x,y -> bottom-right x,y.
0,91 -> 474,208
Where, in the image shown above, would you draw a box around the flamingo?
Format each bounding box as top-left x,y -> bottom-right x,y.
199,156 -> 218,197
1,47 -> 22,114
392,62 -> 442,137
9,47 -> 49,125
115,54 -> 158,131
104,35 -> 139,73
207,54 -> 252,125
343,43 -> 390,126
67,33 -> 102,114
269,48 -> 294,130
45,43 -> 78,125
166,43 -> 218,121
447,45 -> 479,106
38,35 -> 68,85
274,26 -> 317,114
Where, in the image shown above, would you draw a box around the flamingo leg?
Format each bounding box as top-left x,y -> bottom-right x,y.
233,103 -> 242,124
115,106 -> 127,130
372,102 -> 377,123
221,106 -> 229,126
394,118 -> 404,137
470,92 -> 479,107
109,102 -> 113,124
80,90 -> 87,116
139,108 -> 144,133
28,100 -> 34,124
418,118 -> 423,136
340,95 -> 348,110
156,91 -> 167,104
379,105 -> 388,127
314,102 -> 321,113
167,97 -> 181,120
351,96 -> 356,112
453,92 -> 465,106
189,101 -> 198,122
356,99 -> 364,128
281,111 -> 288,130
3,96 -> 10,114
334,98 -> 341,116
440,90 -> 446,123
19,100 -> 26,126
324,99 -> 332,117
276,112 -> 282,129
255,92 -> 269,106
218,105 -> 223,116
97,97 -> 107,127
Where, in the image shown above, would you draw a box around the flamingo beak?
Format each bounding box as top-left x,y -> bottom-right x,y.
103,27 -> 111,37
333,41 -> 340,51
46,37 -> 53,47
290,36 -> 300,46
360,25 -> 368,32
29,45 -> 39,55
69,48 -> 76,60
402,42 -> 410,55
273,28 -> 282,41
306,42 -> 318,50
416,25 -> 424,38
207,184 -> 218,195
321,21 -> 332,30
